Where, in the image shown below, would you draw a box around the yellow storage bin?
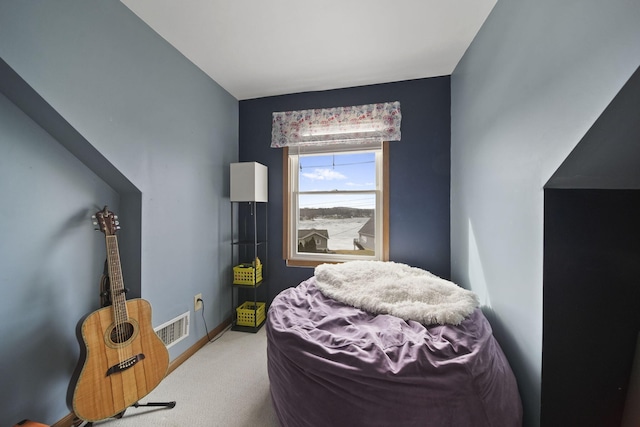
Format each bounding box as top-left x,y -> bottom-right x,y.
233,264 -> 263,285
236,301 -> 266,327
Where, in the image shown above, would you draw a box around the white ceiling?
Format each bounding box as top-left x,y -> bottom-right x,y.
120,0 -> 496,100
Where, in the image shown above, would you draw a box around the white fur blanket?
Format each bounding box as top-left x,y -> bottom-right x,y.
314,261 -> 479,325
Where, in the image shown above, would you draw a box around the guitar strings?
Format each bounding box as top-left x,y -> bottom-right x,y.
107,236 -> 122,365
107,235 -> 129,368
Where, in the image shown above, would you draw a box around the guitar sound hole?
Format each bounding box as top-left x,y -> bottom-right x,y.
110,323 -> 135,344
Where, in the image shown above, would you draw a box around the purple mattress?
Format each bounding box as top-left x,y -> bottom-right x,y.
267,277 -> 522,427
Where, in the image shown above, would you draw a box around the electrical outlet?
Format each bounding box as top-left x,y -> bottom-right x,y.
194,293 -> 203,311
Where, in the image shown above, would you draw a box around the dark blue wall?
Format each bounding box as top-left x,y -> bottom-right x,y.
543,189 -> 640,426
239,77 -> 451,300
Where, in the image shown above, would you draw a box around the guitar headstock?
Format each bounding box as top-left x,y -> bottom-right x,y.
92,206 -> 120,235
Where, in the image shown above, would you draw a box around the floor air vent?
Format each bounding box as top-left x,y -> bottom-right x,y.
154,312 -> 189,349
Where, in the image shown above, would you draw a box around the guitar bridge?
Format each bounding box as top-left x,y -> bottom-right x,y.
106,353 -> 145,377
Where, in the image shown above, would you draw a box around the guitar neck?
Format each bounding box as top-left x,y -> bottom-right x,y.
105,235 -> 128,322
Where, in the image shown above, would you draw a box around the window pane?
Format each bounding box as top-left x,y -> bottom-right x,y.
299,152 -> 375,192
286,144 -> 386,266
297,194 -> 375,255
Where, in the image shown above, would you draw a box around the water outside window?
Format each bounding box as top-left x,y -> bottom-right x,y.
297,151 -> 376,255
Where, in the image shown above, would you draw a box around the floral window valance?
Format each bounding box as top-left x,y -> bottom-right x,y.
271,101 -> 401,148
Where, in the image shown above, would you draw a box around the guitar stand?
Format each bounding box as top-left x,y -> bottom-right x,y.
132,400 -> 177,410
75,401 -> 177,426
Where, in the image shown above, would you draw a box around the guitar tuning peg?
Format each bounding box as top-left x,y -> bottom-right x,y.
115,221 -> 120,225
116,226 -> 121,230
94,228 -> 100,231
91,215 -> 96,219
92,221 -> 98,226
114,215 -> 118,220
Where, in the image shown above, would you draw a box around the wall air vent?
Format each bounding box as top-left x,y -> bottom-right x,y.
154,312 -> 189,349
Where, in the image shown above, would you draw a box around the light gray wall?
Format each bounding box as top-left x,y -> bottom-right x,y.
547,66 -> 640,189
451,1 -> 640,426
0,90 -> 121,425
0,1 -> 237,424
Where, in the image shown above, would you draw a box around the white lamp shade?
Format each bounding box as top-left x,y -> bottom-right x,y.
230,162 -> 268,202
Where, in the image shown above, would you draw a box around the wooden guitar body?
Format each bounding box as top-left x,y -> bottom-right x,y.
73,298 -> 169,421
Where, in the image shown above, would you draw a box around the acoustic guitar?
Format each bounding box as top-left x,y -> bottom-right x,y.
72,207 -> 169,422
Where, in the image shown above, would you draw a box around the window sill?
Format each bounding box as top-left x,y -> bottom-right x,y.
285,259 -> 336,268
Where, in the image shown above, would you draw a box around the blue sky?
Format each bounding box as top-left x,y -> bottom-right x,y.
298,152 -> 376,209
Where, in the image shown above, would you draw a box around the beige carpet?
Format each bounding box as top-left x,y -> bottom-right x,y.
91,327 -> 280,427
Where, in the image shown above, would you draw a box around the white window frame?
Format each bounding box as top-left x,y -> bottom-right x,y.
283,142 -> 389,267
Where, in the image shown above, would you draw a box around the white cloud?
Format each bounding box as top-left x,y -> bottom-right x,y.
302,168 -> 346,181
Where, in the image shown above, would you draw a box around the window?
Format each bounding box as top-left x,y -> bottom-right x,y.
283,142 -> 389,267
272,101 -> 400,267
